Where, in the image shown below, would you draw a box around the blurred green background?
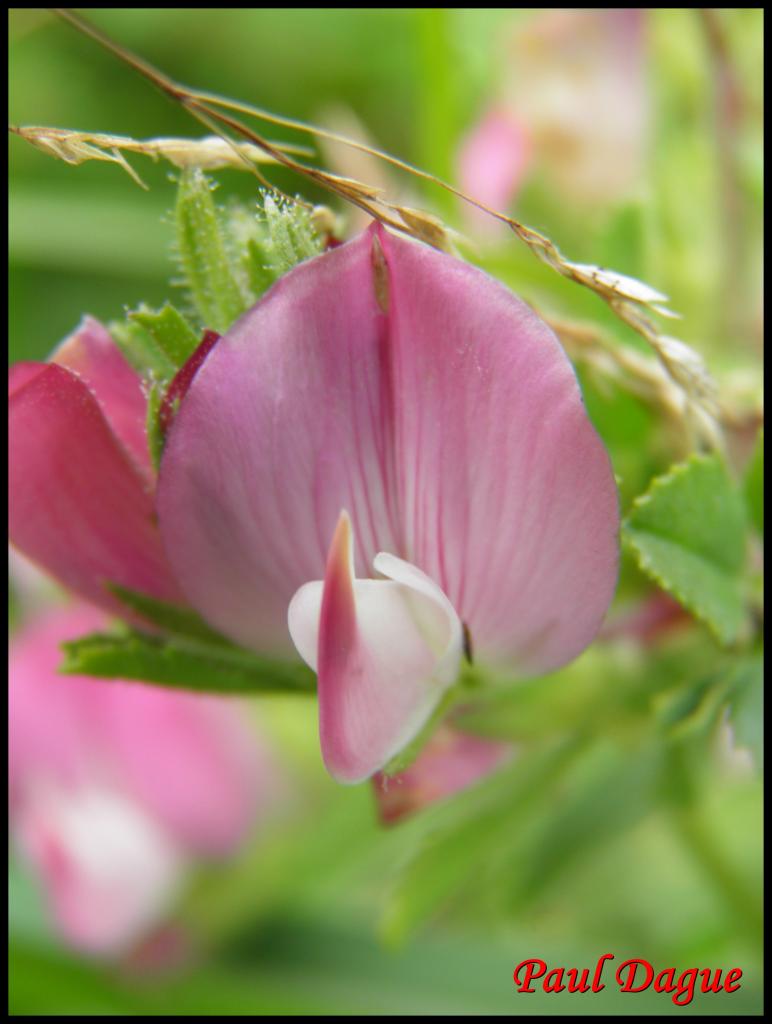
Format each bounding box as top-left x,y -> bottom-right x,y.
9,8 -> 763,1015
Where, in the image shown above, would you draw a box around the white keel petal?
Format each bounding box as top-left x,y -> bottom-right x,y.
287,511 -> 464,782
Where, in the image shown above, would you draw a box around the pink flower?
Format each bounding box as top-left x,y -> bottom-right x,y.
158,224 -> 619,784
457,106 -> 530,228
373,725 -> 513,825
8,317 -> 182,614
9,603 -> 271,955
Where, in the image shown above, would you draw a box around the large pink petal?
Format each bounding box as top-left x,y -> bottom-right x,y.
52,316 -> 151,478
158,229 -> 402,653
379,228 -> 619,673
8,362 -> 46,393
9,362 -> 181,611
159,225 -> 618,674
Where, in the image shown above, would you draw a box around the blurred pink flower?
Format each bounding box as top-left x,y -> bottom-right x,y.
373,725 -> 512,825
8,317 -> 183,614
457,106 -> 530,229
158,223 -> 619,783
458,9 -> 648,218
600,591 -> 691,646
9,603 -> 272,955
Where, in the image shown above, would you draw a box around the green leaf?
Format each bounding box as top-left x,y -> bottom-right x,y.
239,194 -> 325,300
262,194 -> 324,276
744,429 -> 764,536
110,305 -> 200,468
106,584 -> 236,646
174,179 -> 323,329
175,168 -> 248,332
61,628 -> 316,696
109,317 -> 176,380
144,378 -> 166,472
244,236 -> 276,297
622,454 -> 748,645
129,301 -> 200,370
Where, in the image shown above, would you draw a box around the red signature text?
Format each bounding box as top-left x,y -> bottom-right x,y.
513,955 -> 743,1007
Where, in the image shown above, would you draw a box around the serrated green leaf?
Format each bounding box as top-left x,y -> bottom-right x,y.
129,302 -> 200,370
622,454 -> 748,645
60,628 -> 316,696
175,168 -> 248,332
744,429 -> 764,536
